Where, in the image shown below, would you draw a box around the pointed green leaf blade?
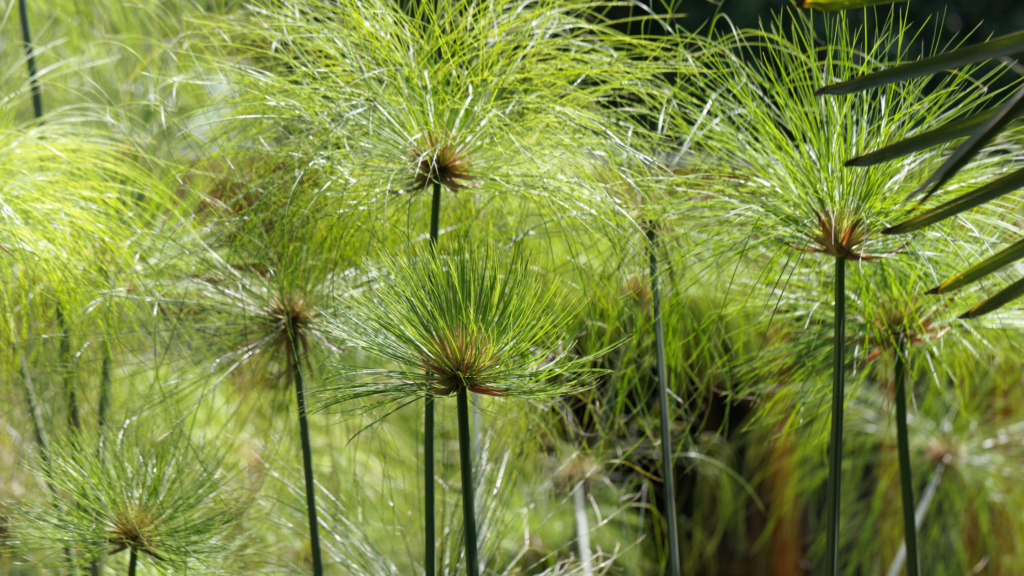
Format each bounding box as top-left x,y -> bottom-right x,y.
960,276 -> 1024,318
931,238 -> 1024,295
803,0 -> 902,10
817,32 -> 1024,95
847,108 -> 1002,167
884,167 -> 1024,235
910,84 -> 1024,201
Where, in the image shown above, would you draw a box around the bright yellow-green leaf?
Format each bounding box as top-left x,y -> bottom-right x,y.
818,31 -> 1024,94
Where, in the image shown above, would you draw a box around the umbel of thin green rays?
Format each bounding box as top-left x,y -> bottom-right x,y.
319,240 -> 607,576
198,0 -> 667,233
8,423 -> 246,575
142,159 -> 366,576
675,10 -> 1004,574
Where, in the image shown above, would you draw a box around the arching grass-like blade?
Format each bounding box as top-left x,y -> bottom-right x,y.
907,85 -> 1024,201
847,108 -> 1003,167
929,238 -> 1024,295
884,167 -> 1024,235
816,31 -> 1024,95
959,276 -> 1024,318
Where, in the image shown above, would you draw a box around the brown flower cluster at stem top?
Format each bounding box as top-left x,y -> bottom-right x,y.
802,211 -> 898,261
409,132 -> 476,191
108,505 -> 165,561
419,326 -> 507,397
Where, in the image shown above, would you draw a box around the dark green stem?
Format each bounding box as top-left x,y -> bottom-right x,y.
90,340 -> 112,576
292,344 -> 323,576
14,331 -> 73,575
19,350 -> 50,465
824,257 -> 846,576
17,0 -> 43,119
895,340 -> 920,576
98,341 -> 112,431
456,387 -> 480,576
127,549 -> 136,576
424,180 -> 441,576
56,303 -> 80,433
647,226 -> 680,576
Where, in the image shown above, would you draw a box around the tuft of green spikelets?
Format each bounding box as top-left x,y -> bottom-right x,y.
319,240 -> 609,411
8,423 -> 246,573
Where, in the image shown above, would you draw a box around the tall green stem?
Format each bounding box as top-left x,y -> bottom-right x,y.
886,462 -> 944,576
13,327 -> 72,574
98,341 -> 112,431
56,303 -> 80,432
17,0 -> 43,119
647,226 -> 680,576
824,257 -> 846,576
90,340 -> 113,576
292,342 -> 323,576
894,339 -> 920,576
17,342 -> 50,466
456,387 -> 480,576
126,549 -> 136,576
424,180 -> 441,576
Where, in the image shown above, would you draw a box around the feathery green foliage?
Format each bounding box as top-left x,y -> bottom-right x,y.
320,240 -> 606,410
9,423 -> 245,573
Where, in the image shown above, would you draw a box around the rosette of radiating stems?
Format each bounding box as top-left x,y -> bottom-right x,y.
141,164 -> 366,576
670,10 -> 1009,573
8,422 -> 246,575
319,240 -> 609,576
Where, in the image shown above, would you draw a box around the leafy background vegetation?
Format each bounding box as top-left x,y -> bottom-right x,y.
2,1 -> 1024,575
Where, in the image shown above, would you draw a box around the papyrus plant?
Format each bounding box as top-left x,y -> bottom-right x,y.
320,240 -> 607,576
142,157 -> 364,576
676,11 -> 1004,574
9,423 -> 246,575
813,1 -> 1024,318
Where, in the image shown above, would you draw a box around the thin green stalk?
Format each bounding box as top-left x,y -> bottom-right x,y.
127,549 -> 136,576
824,257 -> 846,576
456,387 -> 479,576
424,180 -> 441,576
894,339 -> 920,576
17,341 -> 50,466
90,341 -> 112,576
56,303 -> 80,432
886,462 -> 945,576
429,180 -> 441,246
98,341 -> 112,431
12,328 -> 71,575
647,226 -> 680,576
17,0 -> 43,119
292,341 -> 323,576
